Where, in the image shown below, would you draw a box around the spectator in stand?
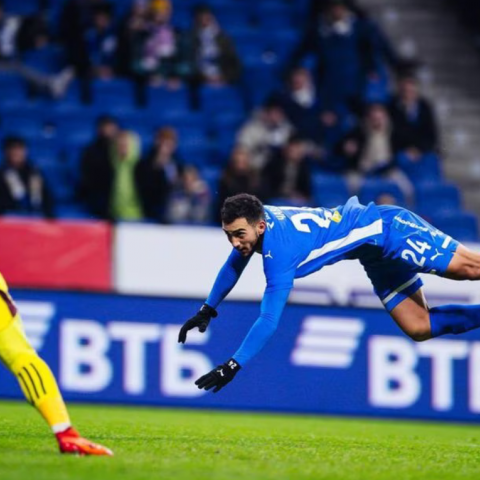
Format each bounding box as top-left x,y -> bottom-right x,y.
336,103 -> 414,203
187,4 -> 241,85
277,67 -> 323,143
0,2 -> 72,97
60,0 -> 112,75
0,136 -> 54,217
261,135 -> 312,204
166,165 -> 211,224
79,115 -> 119,219
389,73 -> 439,162
129,0 -> 189,86
290,0 -> 379,109
110,130 -> 143,221
216,146 -> 260,221
84,3 -> 119,79
237,98 -> 294,171
136,127 -> 183,223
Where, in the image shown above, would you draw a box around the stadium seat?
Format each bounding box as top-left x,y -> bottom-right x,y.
2,0 -> 38,15
396,151 -> 443,184
312,173 -> 350,208
91,79 -> 136,114
201,166 -> 222,196
209,111 -> 245,136
199,85 -> 245,116
22,46 -> 67,74
359,179 -> 406,207
178,144 -> 213,168
2,117 -> 44,140
40,163 -> 76,203
428,211 -> 478,242
254,2 -> 296,29
416,183 -> 461,216
0,74 -> 28,110
146,86 -> 190,115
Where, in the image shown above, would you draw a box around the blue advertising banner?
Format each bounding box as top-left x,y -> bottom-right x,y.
2,289 -> 480,422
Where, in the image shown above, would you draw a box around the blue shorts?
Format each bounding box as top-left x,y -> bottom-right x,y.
359,205 -> 459,312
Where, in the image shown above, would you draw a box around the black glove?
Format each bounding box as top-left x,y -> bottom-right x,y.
178,304 -> 218,344
195,358 -> 241,393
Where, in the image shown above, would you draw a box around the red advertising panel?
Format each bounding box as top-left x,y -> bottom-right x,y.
0,219 -> 112,291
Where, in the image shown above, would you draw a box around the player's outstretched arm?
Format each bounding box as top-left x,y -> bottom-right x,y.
178,249 -> 251,344
178,304 -> 217,343
195,286 -> 291,393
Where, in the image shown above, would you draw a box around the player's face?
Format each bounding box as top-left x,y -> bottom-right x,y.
222,217 -> 266,256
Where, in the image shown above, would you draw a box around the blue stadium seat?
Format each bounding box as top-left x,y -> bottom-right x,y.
312,173 -> 350,208
0,74 -> 28,110
55,204 -> 93,220
416,183 -> 461,216
2,0 -> 38,15
91,79 -> 136,114
22,46 -> 67,74
211,3 -> 252,29
29,145 -> 61,168
2,117 -> 44,140
40,163 -> 75,203
230,30 -> 266,67
429,211 -> 478,242
60,126 -> 95,150
178,143 -> 213,168
213,128 -> 237,163
199,85 -> 245,116
397,151 -> 442,184
241,65 -> 280,108
254,2 -> 296,29
160,111 -> 207,129
146,86 -> 190,115
201,166 -> 222,196
209,111 -> 245,135
359,179 -> 406,206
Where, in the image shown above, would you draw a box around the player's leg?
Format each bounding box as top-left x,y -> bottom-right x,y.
389,287 -> 431,341
377,205 -> 480,339
0,282 -> 112,455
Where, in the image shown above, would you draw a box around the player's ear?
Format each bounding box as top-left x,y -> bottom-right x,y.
257,220 -> 267,234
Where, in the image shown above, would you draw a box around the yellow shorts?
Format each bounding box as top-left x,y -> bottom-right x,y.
0,272 -> 34,369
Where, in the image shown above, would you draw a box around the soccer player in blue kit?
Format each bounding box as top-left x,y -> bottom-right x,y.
178,193 -> 480,393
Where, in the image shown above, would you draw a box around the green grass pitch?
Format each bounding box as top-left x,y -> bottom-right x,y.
1,400 -> 480,480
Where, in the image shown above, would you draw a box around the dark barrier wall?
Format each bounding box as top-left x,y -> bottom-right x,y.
2,289 -> 480,422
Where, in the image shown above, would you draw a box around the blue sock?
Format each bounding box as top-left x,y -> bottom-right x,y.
430,304 -> 480,337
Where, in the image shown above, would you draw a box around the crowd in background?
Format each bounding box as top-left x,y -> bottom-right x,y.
0,0 -> 442,226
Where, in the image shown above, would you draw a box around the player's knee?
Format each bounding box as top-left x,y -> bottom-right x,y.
407,329 -> 431,342
405,318 -> 431,342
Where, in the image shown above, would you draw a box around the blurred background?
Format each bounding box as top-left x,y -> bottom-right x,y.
2,0 -> 480,422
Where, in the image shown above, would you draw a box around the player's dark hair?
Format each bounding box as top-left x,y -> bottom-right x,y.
221,193 -> 265,225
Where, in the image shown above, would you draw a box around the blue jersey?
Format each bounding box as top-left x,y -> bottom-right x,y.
261,197 -> 383,291
205,197 -> 458,366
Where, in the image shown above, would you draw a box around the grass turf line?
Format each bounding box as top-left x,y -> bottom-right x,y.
1,400 -> 480,480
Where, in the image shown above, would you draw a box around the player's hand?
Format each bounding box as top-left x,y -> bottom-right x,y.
178,304 -> 218,344
195,358 -> 241,393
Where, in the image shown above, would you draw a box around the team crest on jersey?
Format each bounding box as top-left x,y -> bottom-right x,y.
332,211 -> 342,223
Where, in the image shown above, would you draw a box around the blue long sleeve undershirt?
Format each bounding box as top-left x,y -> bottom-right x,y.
205,249 -> 251,308
232,286 -> 291,366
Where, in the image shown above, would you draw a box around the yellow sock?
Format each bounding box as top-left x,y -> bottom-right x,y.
0,316 -> 71,433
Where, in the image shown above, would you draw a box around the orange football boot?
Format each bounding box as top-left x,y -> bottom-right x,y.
56,427 -> 113,456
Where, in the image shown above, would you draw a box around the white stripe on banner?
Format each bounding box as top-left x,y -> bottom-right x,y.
303,317 -> 365,335
298,219 -> 383,268
291,350 -> 354,368
297,336 -> 359,350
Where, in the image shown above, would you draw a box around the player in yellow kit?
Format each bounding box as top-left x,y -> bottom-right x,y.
0,272 -> 113,456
